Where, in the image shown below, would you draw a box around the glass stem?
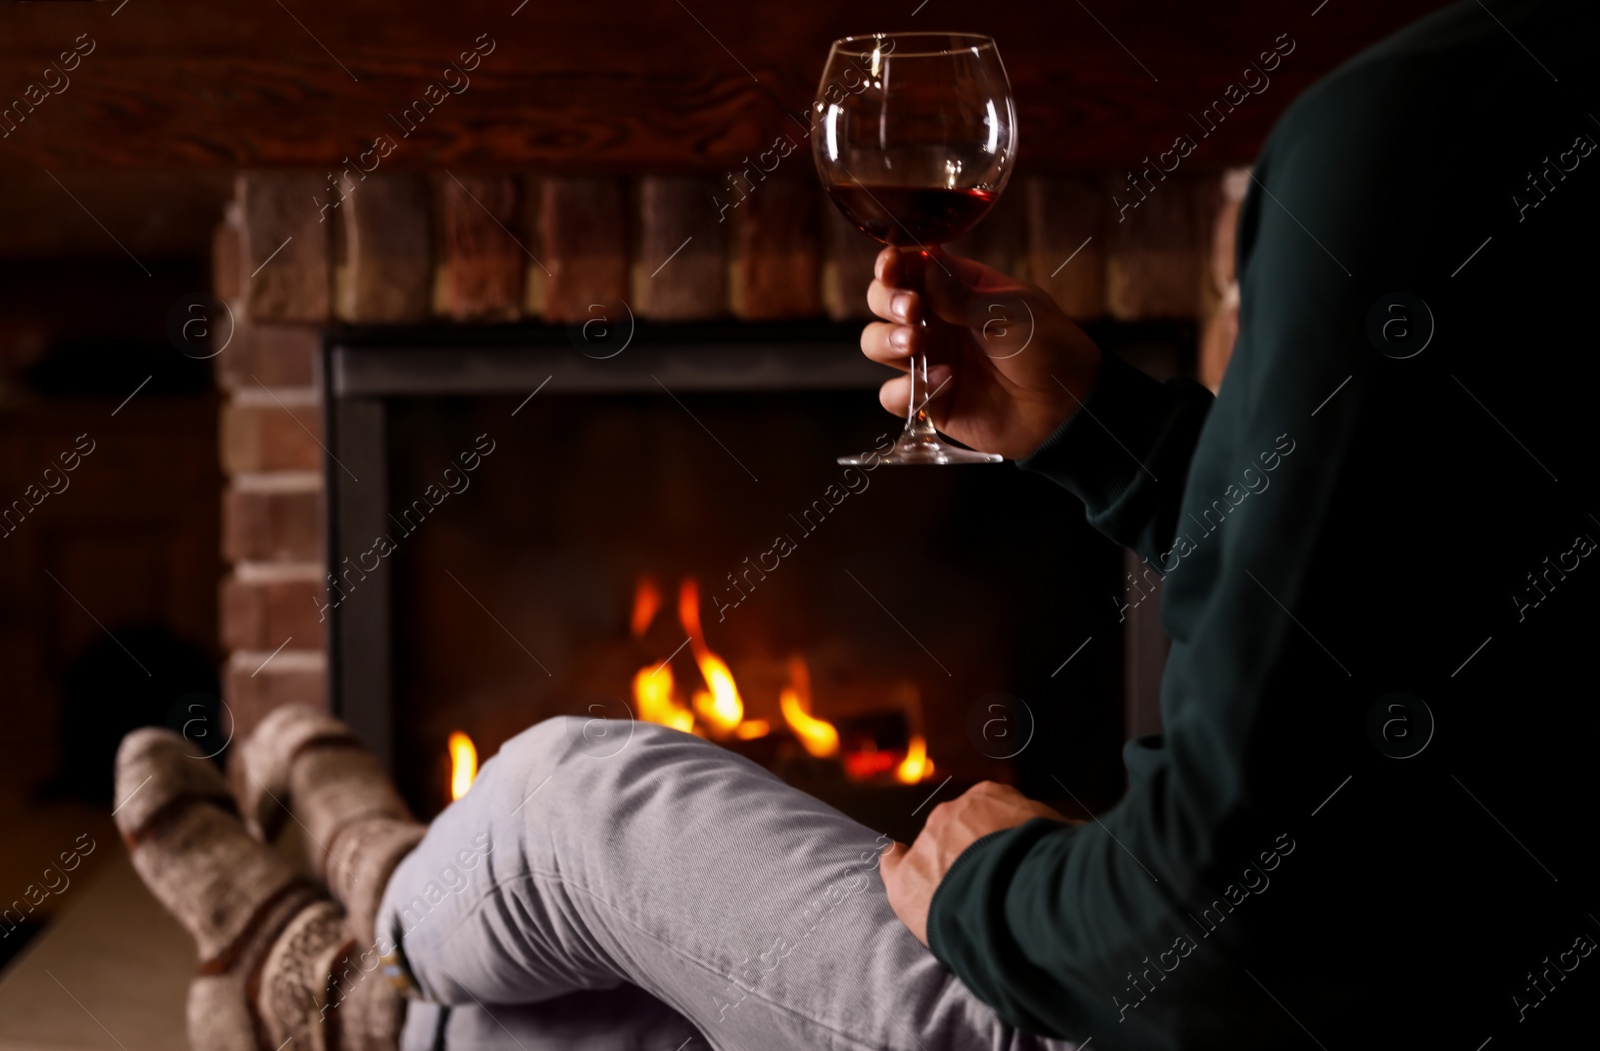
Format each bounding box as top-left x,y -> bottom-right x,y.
902,249 -> 939,444
904,351 -> 938,441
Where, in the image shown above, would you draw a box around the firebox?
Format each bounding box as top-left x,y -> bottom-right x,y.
321,321 -> 1155,838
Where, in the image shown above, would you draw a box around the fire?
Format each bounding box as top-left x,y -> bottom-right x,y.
624,577 -> 930,779
630,575 -> 662,638
894,734 -> 934,784
779,657 -> 839,758
678,579 -> 746,737
629,576 -> 756,739
448,731 -> 477,801
842,743 -> 896,780
631,663 -> 696,733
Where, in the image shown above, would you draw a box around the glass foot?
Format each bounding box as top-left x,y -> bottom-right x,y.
838,434 -> 1004,466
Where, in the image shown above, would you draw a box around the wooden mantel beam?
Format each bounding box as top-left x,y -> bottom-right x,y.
0,0 -> 1449,173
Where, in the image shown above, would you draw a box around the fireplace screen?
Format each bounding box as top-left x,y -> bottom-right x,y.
323,323 -> 1127,835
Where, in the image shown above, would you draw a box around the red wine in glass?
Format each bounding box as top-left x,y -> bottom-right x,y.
824,184 -> 997,247
813,32 -> 1017,465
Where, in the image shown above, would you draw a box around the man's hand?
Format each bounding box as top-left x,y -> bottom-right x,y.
880,781 -> 1074,946
862,247 -> 1104,460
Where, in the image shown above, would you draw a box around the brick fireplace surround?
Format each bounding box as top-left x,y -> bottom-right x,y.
212,168 -> 1247,742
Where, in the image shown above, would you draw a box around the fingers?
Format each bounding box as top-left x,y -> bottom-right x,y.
870,247 -> 933,323
870,245 -> 1023,330
874,246 -> 912,286
860,322 -> 915,369
867,279 -> 922,325
878,840 -> 909,901
967,779 -> 1024,799
878,375 -> 911,416
878,365 -> 953,418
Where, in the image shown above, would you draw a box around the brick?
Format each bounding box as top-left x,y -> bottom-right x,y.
222,476 -> 322,563
1106,175 -> 1212,321
220,393 -> 322,474
1026,176 -> 1107,320
237,172 -> 331,322
224,650 -> 327,743
216,322 -> 321,391
539,176 -> 629,325
438,173 -> 525,321
731,176 -> 822,319
821,198 -> 880,321
212,217 -> 241,303
220,564 -> 327,651
634,176 -> 727,319
336,174 -> 433,322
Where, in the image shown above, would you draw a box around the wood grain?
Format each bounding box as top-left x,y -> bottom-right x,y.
538,175 -> 629,324
438,173 -> 524,321
0,1 -> 1451,172
730,175 -> 821,319
635,175 -> 728,319
334,173 -> 433,322
238,171 -> 331,322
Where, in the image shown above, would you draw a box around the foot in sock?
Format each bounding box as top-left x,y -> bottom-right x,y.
232,704 -> 424,945
116,728 -> 402,1051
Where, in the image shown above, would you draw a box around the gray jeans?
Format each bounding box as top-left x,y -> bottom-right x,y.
377,717 -> 1078,1051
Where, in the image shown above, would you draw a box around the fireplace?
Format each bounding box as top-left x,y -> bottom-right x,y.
318,320 -> 1170,834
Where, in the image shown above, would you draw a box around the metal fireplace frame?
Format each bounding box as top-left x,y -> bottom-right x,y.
319,321 -> 883,765
320,319 -> 1190,768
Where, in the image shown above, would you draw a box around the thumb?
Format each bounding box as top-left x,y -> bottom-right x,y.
921,250 -> 1011,328
927,252 -> 1050,365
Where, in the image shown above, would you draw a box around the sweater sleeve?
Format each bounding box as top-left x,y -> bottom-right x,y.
926,1 -> 1600,1047
1016,351 -> 1214,567
924,45 -> 1432,1048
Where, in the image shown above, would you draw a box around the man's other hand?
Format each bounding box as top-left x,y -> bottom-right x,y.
879,781 -> 1073,945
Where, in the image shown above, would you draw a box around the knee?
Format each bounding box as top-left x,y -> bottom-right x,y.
502,714 -> 585,758
502,714 -> 639,762
480,717 -> 700,830
497,715 -> 701,779
515,713 -> 697,755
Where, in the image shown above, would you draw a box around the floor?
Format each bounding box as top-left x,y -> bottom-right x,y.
0,843 -> 190,1051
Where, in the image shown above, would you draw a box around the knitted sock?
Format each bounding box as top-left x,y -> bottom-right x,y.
233,705 -> 424,945
117,729 -> 403,1050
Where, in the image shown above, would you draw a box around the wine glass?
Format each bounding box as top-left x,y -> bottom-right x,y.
813,31 -> 1017,465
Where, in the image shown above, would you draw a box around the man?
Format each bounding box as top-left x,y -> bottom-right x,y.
119,0 -> 1596,1047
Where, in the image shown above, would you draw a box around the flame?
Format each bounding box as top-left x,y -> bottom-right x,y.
626,579 -> 854,752
894,735 -> 934,784
628,577 -> 752,739
448,732 -> 478,801
842,743 -> 897,780
779,657 -> 839,758
630,575 -> 662,638
678,578 -> 745,736
734,719 -> 771,739
624,572 -> 934,781
631,663 -> 695,733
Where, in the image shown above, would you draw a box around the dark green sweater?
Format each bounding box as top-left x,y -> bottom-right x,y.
926,2 -> 1600,1048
